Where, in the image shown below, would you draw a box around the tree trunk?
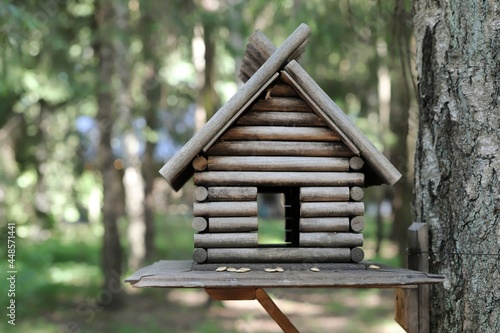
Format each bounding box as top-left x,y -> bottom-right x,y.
95,0 -> 124,308
413,1 -> 500,332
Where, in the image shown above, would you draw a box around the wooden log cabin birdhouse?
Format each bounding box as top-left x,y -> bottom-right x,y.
160,24 -> 402,266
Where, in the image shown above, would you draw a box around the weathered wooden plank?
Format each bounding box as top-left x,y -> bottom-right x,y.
236,111 -> 325,127
206,141 -> 355,157
349,186 -> 364,201
395,287 -> 419,333
301,202 -> 365,217
194,233 -> 258,248
208,217 -> 259,232
160,24 -> 312,191
350,247 -> 365,263
205,287 -> 257,300
350,216 -> 365,232
285,60 -> 402,185
206,248 -> 352,263
300,217 -> 350,232
300,187 -> 350,202
408,222 -> 430,333
192,217 -> 208,232
204,187 -> 258,201
193,201 -> 258,217
127,260 -> 446,288
251,97 -> 312,112
221,126 -> 340,142
299,232 -> 364,247
269,82 -> 298,97
194,171 -> 364,187
208,156 -> 350,172
256,288 -> 300,333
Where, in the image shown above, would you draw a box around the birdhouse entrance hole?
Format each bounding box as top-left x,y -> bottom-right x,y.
257,187 -> 300,247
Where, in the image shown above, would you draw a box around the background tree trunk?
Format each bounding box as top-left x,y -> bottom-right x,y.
95,0 -> 124,308
413,1 -> 500,332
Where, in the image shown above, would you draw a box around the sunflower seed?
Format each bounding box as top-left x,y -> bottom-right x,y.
310,267 -> 320,272
236,267 -> 251,273
215,266 -> 227,272
265,268 -> 277,272
226,267 -> 238,272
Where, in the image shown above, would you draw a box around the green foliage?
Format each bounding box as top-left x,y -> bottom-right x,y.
0,0 -> 414,331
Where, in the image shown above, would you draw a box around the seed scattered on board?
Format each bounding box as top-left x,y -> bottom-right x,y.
310,267 -> 320,272
217,267 -> 251,273
265,267 -> 284,272
368,264 -> 380,270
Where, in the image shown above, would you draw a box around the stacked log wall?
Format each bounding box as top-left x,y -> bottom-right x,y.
193,79 -> 366,264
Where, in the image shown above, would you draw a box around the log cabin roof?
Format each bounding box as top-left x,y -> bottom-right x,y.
159,24 -> 401,191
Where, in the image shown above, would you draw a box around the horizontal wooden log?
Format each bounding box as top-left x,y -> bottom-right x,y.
192,217 -> 208,232
194,233 -> 258,248
206,141 -> 356,157
194,186 -> 209,202
202,73 -> 280,153
350,216 -> 365,232
205,187 -> 258,201
299,232 -> 364,247
236,111 -> 325,127
193,248 -> 208,264
195,172 -> 364,187
208,156 -> 350,172
251,97 -> 312,112
220,126 -> 340,142
300,187 -> 350,202
349,156 -> 364,171
350,247 -> 365,263
300,217 -> 350,232
193,201 -> 258,217
280,70 -> 360,155
208,217 -> 259,232
206,248 -> 352,263
192,156 -> 208,171
269,82 -> 298,97
301,202 -> 365,217
349,186 -> 364,201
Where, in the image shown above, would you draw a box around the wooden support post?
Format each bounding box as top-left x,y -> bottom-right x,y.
395,222 -> 430,333
205,288 -> 299,333
256,288 -> 299,333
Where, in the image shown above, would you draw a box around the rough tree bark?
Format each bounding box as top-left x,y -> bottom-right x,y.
413,1 -> 499,332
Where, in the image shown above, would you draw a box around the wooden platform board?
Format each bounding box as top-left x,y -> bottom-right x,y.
125,260 -> 444,289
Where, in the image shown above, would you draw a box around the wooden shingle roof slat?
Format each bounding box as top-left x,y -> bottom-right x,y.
160,24 -> 311,191
284,61 -> 402,185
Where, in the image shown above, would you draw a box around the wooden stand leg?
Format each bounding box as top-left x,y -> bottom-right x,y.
205,288 -> 299,333
395,222 -> 431,333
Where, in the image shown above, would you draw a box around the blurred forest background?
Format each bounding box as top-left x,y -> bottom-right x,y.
0,0 -> 417,332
